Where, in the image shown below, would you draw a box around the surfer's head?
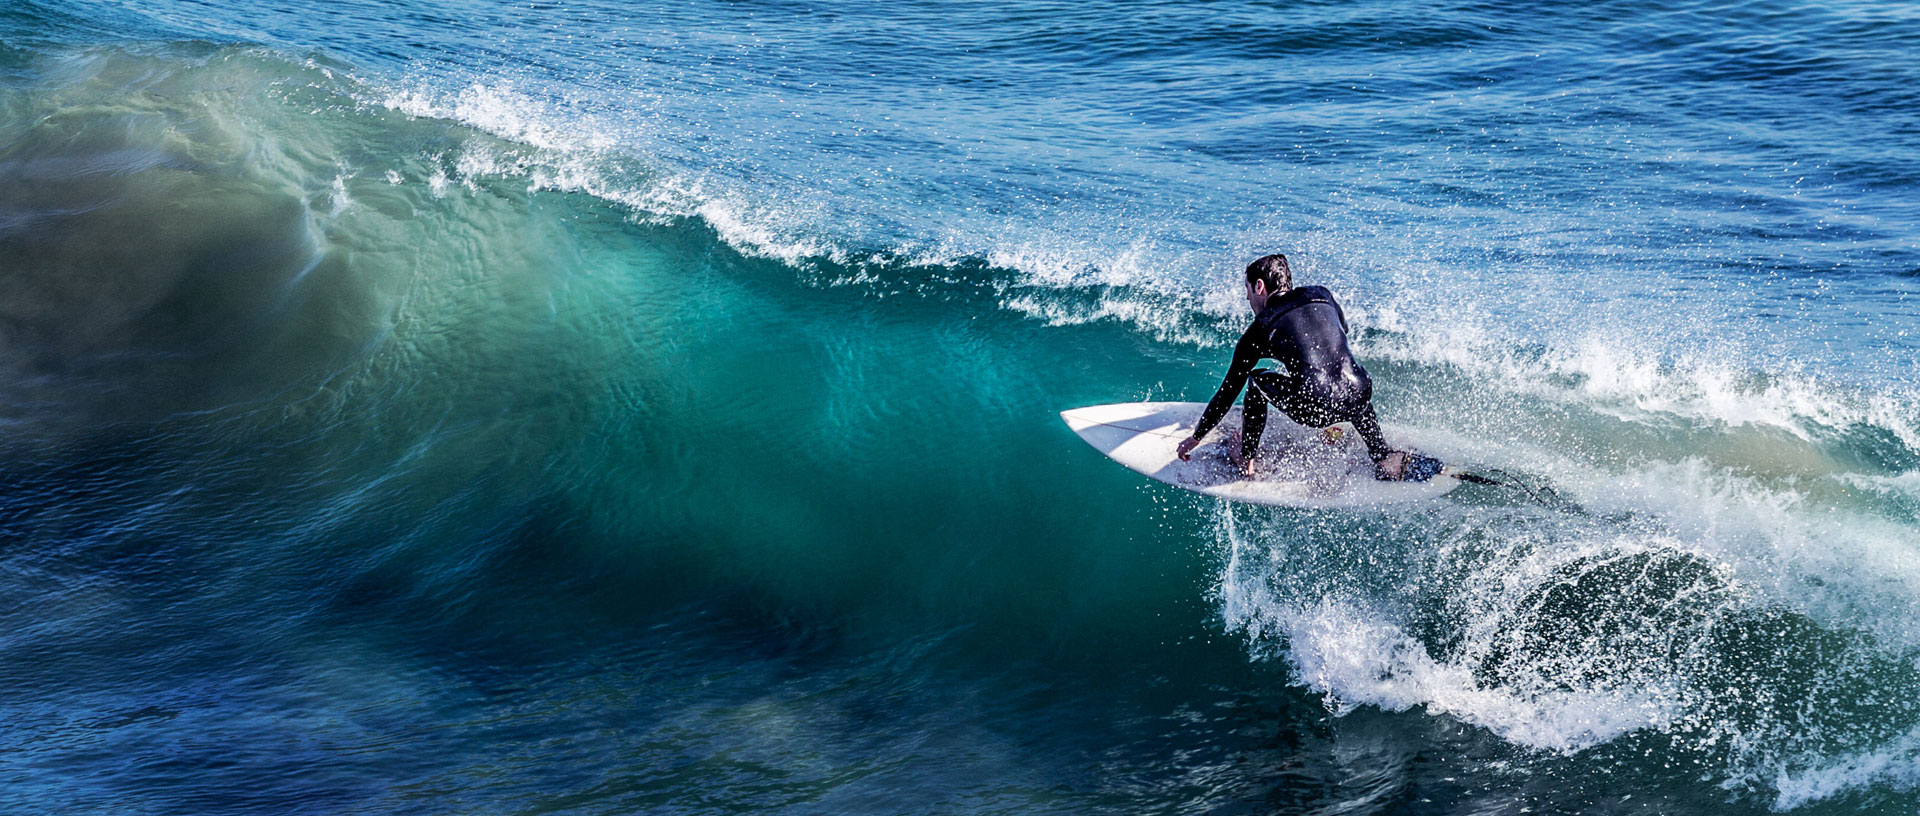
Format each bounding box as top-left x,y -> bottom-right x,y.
1244,254 -> 1291,310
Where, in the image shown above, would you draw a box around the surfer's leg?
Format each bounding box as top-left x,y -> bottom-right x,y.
1279,391 -> 1400,476
1348,403 -> 1417,480
1241,369 -> 1284,463
1275,387 -> 1340,433
1349,404 -> 1392,463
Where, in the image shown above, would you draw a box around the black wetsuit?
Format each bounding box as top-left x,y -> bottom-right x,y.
1190,285 -> 1393,465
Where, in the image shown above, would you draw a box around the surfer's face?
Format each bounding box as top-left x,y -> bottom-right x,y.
1246,278 -> 1268,313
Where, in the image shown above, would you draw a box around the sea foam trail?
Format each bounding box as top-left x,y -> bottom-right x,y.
1352,316 -> 1920,457
1238,595 -> 1679,753
1219,506 -> 1709,753
379,81 -> 853,266
1773,726 -> 1920,810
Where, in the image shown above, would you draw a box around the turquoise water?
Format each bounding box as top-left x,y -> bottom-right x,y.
2,0 -> 1918,812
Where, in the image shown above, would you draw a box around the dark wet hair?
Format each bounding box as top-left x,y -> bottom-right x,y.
1245,254 -> 1291,293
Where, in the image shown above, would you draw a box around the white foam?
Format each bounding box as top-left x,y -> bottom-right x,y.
1355,315 -> 1920,459
426,165 -> 450,199
981,239 -> 1166,290
383,81 -> 619,155
1218,430 -> 1920,808
692,196 -> 844,265
998,291 -> 1220,347
1218,511 -> 1694,754
1769,725 -> 1920,810
326,174 -> 352,218
1837,470 -> 1920,502
1278,597 -> 1674,752
1568,457 -> 1920,650
378,79 -> 848,265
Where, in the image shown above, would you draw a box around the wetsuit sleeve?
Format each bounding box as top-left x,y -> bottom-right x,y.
1190,326 -> 1263,441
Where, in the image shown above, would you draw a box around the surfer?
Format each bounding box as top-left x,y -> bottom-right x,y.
1175,254 -> 1411,480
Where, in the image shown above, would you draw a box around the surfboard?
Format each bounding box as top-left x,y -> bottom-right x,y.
1060,401 -> 1462,508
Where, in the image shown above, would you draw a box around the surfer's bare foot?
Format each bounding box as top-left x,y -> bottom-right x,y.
1375,450 -> 1409,481
1226,444 -> 1254,478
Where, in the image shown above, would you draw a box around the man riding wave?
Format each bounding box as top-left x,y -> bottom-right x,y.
1175,254 -> 1413,480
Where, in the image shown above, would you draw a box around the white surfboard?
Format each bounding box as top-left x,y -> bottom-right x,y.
1060,401 -> 1461,508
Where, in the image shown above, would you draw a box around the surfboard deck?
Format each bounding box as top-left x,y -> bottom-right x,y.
1061,401 -> 1461,508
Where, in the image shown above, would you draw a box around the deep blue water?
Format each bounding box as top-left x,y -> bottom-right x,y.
2,0 -> 1918,812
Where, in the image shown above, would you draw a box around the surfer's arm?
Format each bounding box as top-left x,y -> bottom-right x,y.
1184,328 -> 1262,448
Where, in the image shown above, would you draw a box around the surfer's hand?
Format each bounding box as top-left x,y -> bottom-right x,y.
1176,436 -> 1201,461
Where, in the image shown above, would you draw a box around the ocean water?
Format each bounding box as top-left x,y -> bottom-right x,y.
2,0 -> 1917,812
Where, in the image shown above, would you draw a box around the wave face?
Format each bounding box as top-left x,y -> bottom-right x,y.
2,0 -> 1919,813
